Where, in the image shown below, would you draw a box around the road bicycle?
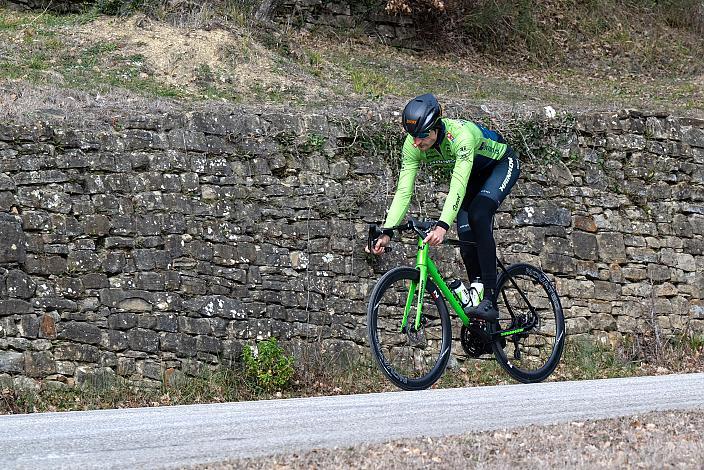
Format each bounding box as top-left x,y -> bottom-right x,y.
366,218 -> 565,391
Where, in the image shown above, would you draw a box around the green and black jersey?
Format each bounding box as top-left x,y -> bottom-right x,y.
383,118 -> 509,229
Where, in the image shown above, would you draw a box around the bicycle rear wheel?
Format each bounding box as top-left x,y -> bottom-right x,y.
492,263 -> 565,383
367,267 -> 452,391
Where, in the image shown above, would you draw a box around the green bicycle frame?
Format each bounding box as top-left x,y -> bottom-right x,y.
400,239 -> 472,331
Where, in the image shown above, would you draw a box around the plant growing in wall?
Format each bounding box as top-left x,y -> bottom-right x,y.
242,337 -> 295,393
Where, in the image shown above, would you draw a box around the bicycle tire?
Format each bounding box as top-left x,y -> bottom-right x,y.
367,267 -> 452,391
491,263 -> 565,383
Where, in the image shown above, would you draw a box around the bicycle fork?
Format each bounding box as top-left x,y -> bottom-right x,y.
401,240 -> 429,333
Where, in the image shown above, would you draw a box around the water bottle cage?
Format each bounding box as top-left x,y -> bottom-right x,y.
469,282 -> 484,307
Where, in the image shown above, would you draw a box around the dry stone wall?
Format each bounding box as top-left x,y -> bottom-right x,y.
271,0 -> 415,45
4,0 -> 416,44
2,0 -> 90,13
0,107 -> 702,390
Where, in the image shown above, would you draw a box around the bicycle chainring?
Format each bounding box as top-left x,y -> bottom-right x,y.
460,324 -> 490,358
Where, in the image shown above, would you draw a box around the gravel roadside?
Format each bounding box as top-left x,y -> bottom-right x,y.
192,409 -> 704,469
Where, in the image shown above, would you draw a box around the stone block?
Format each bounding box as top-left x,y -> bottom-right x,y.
597,232 -> 627,263
195,335 -> 221,354
0,191 -> 16,211
102,330 -> 129,351
645,116 -> 681,140
647,264 -> 671,282
606,134 -> 646,150
590,313 -> 617,331
653,298 -> 673,314
5,269 -> 36,298
626,247 -> 658,263
0,351 -> 24,373
221,339 -> 244,362
81,273 -> 109,290
108,312 -> 138,330
117,357 -> 137,377
24,351 -> 56,377
67,250 -> 101,273
55,361 -> 76,376
572,232 -> 598,260
0,213 -> 25,263
53,343 -> 100,362
137,360 -> 163,381
118,298 -> 153,312
58,322 -> 102,345
5,337 -> 31,350
616,315 -> 638,333
100,289 -> 154,309
160,333 -> 196,357
690,302 -> 704,320
544,236 -> 573,256
654,282 -> 678,297
542,253 -> 576,274
198,295 -> 247,319
178,317 -> 213,335
675,253 -> 697,272
136,314 -> 157,330
573,215 -> 597,233
122,129 -> 166,151
34,297 -> 78,312
0,173 -> 15,191
135,272 -> 165,291
103,252 -> 126,273
13,376 -> 40,392
18,314 -> 40,338
682,126 -> 704,148
83,215 -> 112,236
0,316 -> 17,337
514,205 -> 571,227
128,328 -> 159,353
566,316 -> 590,334
75,366 -> 116,389
0,299 -> 33,316
621,267 -> 647,281
593,280 -> 622,301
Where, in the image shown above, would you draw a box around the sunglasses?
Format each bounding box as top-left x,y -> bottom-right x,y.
412,130 -> 431,138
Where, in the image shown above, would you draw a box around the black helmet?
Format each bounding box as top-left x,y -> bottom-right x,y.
402,93 -> 442,137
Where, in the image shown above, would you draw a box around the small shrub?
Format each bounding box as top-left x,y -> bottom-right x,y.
242,337 -> 295,393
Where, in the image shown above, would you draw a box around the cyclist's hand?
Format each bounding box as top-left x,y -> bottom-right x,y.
366,234 -> 390,255
423,226 -> 446,246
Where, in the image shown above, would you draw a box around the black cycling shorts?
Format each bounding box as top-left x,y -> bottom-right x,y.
457,149 -> 520,234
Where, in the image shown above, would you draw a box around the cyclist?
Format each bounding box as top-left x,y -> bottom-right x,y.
367,93 -> 520,323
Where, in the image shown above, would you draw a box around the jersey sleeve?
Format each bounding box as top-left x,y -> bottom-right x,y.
438,133 -> 475,227
383,137 -> 421,228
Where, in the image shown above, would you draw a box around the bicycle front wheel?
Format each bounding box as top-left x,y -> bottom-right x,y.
492,263 -> 565,383
367,267 -> 452,391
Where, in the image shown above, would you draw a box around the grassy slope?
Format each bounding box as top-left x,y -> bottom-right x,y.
0,3 -> 702,119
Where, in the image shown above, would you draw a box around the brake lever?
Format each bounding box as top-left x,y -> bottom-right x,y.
367,224 -> 392,254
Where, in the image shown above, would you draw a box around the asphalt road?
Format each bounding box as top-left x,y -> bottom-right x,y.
1,373 -> 703,469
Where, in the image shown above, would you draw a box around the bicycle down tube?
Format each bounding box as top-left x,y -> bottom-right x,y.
401,238 -> 471,332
